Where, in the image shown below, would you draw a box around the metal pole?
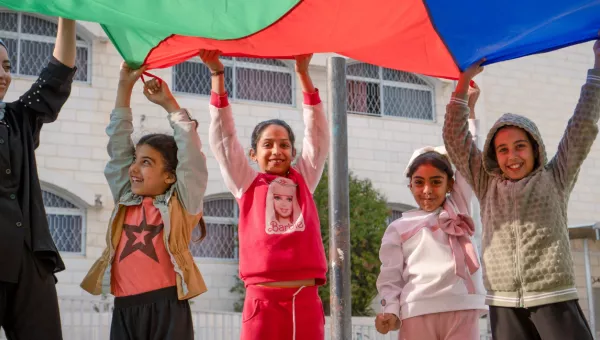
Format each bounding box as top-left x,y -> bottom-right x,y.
327,56 -> 352,340
585,238 -> 596,338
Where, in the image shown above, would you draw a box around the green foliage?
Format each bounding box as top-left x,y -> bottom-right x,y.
315,167 -> 390,316
229,166 -> 390,316
230,275 -> 245,312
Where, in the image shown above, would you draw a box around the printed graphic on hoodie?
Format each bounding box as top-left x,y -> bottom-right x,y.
265,177 -> 305,234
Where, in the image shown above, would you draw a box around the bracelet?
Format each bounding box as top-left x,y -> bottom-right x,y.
211,70 -> 225,77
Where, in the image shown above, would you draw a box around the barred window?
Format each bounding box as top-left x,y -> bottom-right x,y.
387,203 -> 413,225
390,209 -> 403,222
0,11 -> 90,82
347,63 -> 435,120
43,190 -> 85,254
173,57 -> 294,105
387,209 -> 404,225
190,195 -> 238,260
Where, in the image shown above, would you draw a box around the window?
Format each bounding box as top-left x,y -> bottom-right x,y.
387,203 -> 414,224
0,11 -> 90,81
173,57 -> 294,105
43,190 -> 85,254
347,63 -> 435,120
389,209 -> 403,223
190,195 -> 238,260
387,209 -> 404,225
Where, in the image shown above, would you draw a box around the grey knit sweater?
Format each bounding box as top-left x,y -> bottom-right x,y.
443,70 -> 600,308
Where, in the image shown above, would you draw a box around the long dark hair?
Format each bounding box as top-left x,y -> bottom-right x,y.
137,133 -> 206,242
406,151 -> 454,179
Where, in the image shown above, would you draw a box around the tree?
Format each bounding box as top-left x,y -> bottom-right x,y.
314,167 -> 390,316
230,167 -> 391,316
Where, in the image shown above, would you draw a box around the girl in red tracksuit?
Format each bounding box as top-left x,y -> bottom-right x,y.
201,49 -> 329,340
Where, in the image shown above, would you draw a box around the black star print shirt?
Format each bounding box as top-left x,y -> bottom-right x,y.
0,57 -> 76,283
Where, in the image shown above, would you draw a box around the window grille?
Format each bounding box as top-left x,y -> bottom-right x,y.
0,11 -> 90,82
173,57 -> 294,106
43,190 -> 85,254
347,63 -> 435,120
190,196 -> 239,260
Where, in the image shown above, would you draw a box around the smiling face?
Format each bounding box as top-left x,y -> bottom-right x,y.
273,193 -> 293,219
409,163 -> 452,212
0,45 -> 12,101
250,124 -> 296,176
493,126 -> 536,180
129,144 -> 176,196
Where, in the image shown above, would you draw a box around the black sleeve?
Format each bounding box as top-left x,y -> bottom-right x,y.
14,57 -> 76,148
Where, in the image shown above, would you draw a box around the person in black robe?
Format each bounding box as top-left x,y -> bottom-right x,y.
0,17 -> 77,340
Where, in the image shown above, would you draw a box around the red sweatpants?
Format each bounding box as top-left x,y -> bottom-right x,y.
241,285 -> 324,340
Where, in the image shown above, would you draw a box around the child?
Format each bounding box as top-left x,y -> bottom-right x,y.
80,63 -> 209,340
0,18 -> 76,340
442,42 -> 600,339
375,87 -> 486,340
201,49 -> 329,340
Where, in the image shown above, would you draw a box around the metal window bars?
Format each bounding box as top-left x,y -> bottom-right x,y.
42,190 -> 85,254
346,63 -> 435,121
189,196 -> 239,260
0,11 -> 90,82
173,57 -> 294,106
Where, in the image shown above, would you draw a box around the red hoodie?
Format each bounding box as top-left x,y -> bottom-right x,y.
208,91 -> 329,285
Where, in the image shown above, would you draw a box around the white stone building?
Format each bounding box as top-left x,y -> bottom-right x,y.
3,8 -> 600,335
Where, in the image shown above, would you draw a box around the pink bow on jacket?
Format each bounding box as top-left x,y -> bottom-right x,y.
438,200 -> 480,294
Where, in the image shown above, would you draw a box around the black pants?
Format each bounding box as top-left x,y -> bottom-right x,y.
0,246 -> 62,340
110,286 -> 194,340
490,300 -> 594,340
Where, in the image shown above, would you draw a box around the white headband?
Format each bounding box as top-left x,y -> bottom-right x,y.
403,145 -> 448,177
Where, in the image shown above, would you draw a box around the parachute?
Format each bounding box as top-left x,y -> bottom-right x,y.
2,0 -> 600,78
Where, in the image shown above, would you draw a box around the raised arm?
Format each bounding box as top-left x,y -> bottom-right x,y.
11,18 -> 77,147
144,79 -> 208,214
200,50 -> 257,198
292,54 -> 329,192
443,60 -> 489,199
550,42 -> 600,193
52,18 -> 77,68
104,62 -> 146,202
449,88 -> 481,211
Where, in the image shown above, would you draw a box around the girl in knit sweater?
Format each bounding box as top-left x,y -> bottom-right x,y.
375,86 -> 486,340
442,42 -> 600,340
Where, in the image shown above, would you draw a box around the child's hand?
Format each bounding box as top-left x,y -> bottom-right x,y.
375,313 -> 400,334
461,59 -> 485,83
115,61 -> 146,108
143,78 -> 180,112
467,81 -> 480,119
118,61 -> 146,89
199,49 -> 224,73
295,54 -> 313,74
456,59 -> 485,94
